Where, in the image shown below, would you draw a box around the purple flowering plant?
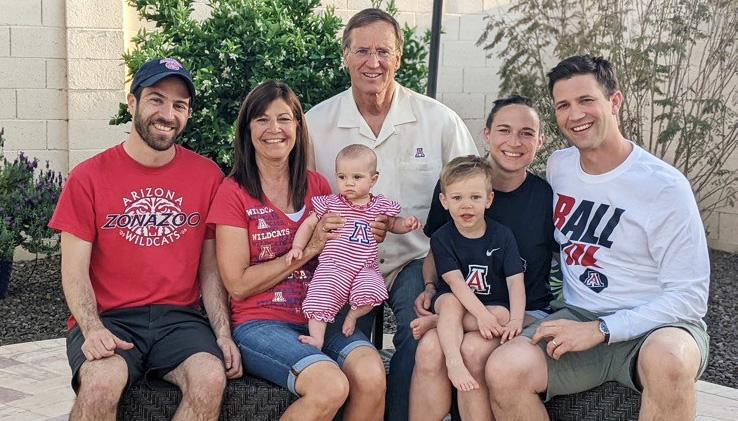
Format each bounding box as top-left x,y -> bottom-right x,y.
0,128 -> 64,261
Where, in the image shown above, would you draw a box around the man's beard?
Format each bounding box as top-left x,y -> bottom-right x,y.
133,107 -> 182,152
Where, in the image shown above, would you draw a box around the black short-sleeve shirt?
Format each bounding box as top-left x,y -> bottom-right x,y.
431,218 -> 524,306
425,172 -> 555,310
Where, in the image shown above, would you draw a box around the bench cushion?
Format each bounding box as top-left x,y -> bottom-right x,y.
546,381 -> 640,420
118,375 -> 296,421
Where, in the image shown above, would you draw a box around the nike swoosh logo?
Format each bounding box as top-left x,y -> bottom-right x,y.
486,248 -> 500,256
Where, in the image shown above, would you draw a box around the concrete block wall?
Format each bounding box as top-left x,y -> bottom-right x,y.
0,0 -> 68,173
0,0 -> 129,174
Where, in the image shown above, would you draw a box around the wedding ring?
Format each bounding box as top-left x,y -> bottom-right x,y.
552,339 -> 559,347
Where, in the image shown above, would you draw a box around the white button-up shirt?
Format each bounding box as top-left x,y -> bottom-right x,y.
307,84 -> 478,287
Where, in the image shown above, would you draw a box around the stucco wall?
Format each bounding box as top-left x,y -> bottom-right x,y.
1,0 -> 736,253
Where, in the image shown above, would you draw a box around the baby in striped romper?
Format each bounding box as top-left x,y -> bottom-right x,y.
286,144 -> 420,349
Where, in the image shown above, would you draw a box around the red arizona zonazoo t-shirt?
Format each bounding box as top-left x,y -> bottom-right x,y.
49,144 -> 223,330
206,172 -> 331,327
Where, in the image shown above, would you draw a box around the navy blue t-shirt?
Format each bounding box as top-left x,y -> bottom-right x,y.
425,172 -> 555,310
431,218 -> 524,306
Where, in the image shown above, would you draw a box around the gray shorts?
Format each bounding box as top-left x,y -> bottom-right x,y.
521,302 -> 709,401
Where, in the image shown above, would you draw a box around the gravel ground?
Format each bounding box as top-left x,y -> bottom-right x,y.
1,251 -> 736,389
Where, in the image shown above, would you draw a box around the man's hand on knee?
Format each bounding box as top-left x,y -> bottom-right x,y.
531,319 -> 603,360
81,326 -> 134,361
216,335 -> 243,379
414,289 -> 434,317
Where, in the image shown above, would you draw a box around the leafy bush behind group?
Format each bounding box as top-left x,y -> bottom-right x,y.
113,0 -> 430,171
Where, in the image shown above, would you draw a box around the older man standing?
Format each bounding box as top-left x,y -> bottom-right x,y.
307,9 -> 478,420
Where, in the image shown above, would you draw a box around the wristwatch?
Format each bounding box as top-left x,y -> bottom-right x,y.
598,319 -> 610,344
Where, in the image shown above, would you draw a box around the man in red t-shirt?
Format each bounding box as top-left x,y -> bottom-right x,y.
49,58 -> 242,421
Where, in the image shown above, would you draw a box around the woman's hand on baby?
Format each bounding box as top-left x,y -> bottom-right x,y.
319,213 -> 344,237
370,215 -> 389,243
305,213 -> 344,255
477,312 -> 503,340
500,318 -> 523,344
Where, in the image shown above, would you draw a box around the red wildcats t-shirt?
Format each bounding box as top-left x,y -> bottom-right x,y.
206,172 -> 332,327
49,144 -> 223,330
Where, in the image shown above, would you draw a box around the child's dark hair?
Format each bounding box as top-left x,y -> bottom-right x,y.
440,155 -> 494,193
485,94 -> 537,129
547,55 -> 619,97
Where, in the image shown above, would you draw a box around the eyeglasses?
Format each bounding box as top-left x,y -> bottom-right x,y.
348,48 -> 396,62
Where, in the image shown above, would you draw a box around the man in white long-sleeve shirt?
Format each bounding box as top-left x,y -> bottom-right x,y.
485,55 -> 709,421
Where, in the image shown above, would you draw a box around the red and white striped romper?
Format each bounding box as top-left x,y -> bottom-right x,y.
302,193 -> 401,322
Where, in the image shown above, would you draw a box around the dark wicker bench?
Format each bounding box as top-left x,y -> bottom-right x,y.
119,375 -> 297,421
118,349 -> 640,420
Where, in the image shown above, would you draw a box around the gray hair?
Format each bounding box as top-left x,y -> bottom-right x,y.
342,8 -> 404,53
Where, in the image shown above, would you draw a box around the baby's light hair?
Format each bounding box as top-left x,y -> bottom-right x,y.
440,155 -> 494,193
335,144 -> 378,174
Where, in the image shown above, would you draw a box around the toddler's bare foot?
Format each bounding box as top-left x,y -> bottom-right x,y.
342,316 -> 357,336
446,359 -> 479,392
298,334 -> 323,350
410,316 -> 437,340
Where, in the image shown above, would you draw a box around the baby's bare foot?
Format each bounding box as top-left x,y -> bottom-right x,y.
410,316 -> 437,340
298,334 -> 323,350
446,359 -> 479,392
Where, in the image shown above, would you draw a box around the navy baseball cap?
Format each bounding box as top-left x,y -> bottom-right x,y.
130,58 -> 195,99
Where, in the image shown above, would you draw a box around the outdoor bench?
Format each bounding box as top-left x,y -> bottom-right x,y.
118,349 -> 641,420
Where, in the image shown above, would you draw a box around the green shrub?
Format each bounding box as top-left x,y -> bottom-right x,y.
113,0 -> 430,171
0,129 -> 64,261
478,0 -> 738,218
